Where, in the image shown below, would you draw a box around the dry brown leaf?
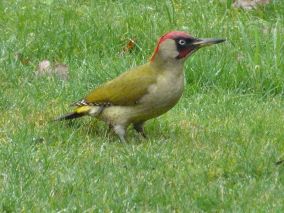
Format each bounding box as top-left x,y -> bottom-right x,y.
35,60 -> 69,81
123,39 -> 136,52
54,63 -> 69,81
14,52 -> 30,65
120,38 -> 137,55
36,60 -> 52,76
233,0 -> 271,10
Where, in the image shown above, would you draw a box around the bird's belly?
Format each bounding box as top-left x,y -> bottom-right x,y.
98,103 -> 176,125
98,72 -> 184,125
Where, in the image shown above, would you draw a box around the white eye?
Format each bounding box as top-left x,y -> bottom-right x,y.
178,39 -> 186,45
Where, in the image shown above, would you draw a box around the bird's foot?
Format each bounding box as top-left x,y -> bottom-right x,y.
133,122 -> 147,139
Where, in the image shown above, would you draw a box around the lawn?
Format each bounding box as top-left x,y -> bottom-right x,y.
1,0 -> 284,211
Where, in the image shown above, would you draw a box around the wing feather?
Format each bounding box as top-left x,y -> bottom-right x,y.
75,63 -> 158,106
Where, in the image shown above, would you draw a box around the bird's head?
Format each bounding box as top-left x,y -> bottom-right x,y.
151,31 -> 225,63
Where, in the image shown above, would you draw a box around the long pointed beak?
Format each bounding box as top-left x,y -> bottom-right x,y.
192,38 -> 226,48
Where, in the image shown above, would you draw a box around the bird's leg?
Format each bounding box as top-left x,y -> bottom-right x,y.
108,124 -> 113,134
133,122 -> 147,138
113,124 -> 126,142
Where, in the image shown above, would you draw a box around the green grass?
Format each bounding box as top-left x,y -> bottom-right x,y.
1,0 -> 284,211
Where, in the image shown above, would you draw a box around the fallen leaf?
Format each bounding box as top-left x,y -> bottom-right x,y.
124,39 -> 136,52
120,38 -> 137,55
14,52 -> 30,65
54,63 -> 69,81
233,0 -> 271,10
35,60 -> 69,81
36,60 -> 52,76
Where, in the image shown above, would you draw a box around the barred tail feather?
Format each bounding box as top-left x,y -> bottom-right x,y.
54,106 -> 92,121
53,112 -> 85,121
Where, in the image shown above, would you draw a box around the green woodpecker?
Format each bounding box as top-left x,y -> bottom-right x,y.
55,31 -> 225,141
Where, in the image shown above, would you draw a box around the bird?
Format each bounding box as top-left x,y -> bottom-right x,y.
55,31 -> 225,142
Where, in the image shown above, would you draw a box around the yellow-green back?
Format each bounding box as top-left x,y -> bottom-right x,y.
84,63 -> 159,106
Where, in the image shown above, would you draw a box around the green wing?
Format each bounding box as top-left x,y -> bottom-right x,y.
83,63 -> 158,106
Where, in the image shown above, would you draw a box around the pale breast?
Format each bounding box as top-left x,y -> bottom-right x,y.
139,70 -> 185,108
98,67 -> 185,126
